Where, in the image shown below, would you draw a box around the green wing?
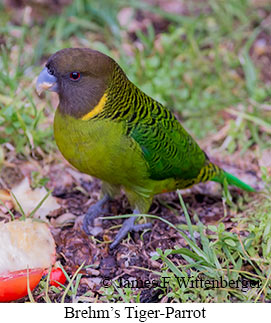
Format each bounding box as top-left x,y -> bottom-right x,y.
128,99 -> 207,181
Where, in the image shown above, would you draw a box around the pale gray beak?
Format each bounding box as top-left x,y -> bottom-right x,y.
36,67 -> 58,95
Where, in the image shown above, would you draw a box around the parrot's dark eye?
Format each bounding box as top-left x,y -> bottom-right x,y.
46,65 -> 54,75
70,72 -> 81,81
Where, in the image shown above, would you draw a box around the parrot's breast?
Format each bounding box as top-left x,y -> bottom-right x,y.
53,109 -> 151,188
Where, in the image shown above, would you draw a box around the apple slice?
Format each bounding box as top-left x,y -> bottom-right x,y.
0,219 -> 56,302
0,268 -> 44,302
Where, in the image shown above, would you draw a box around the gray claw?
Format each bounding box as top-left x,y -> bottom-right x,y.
82,194 -> 110,235
110,216 -> 152,249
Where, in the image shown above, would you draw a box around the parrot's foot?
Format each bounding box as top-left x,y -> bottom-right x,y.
110,214 -> 152,249
83,194 -> 110,235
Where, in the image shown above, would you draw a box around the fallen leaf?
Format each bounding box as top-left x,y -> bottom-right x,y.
53,212 -> 76,226
11,177 -> 60,220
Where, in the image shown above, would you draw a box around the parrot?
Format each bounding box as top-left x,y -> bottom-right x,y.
36,48 -> 255,249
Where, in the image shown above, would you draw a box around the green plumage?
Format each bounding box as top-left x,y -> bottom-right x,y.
213,171 -> 255,192
45,49 -> 255,216
95,65 -> 207,182
36,47 -> 255,247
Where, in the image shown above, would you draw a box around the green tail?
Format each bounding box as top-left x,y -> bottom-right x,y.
212,170 -> 256,192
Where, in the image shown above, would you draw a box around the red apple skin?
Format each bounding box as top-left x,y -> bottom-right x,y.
49,267 -> 66,287
0,268 -> 44,302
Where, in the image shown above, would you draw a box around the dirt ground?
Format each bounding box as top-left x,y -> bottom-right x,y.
0,147 -> 260,302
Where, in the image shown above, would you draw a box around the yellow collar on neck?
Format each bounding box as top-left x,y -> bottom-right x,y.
81,93 -> 107,121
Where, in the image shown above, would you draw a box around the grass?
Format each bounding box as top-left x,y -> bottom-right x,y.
0,0 -> 271,302
150,193 -> 271,302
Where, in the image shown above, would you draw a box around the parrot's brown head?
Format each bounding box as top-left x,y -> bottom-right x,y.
36,48 -> 123,118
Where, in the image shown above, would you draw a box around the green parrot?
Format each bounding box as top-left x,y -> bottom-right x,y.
36,48 -> 255,248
